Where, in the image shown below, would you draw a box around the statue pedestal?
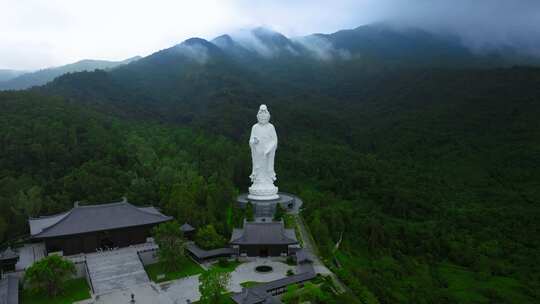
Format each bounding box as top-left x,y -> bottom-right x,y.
248,184 -> 279,200
237,192 -> 301,218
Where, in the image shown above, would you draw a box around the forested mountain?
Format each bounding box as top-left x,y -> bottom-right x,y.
2,23 -> 540,303
0,69 -> 27,82
39,24 -> 539,122
0,56 -> 141,90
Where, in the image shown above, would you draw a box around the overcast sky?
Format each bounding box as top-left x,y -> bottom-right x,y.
1,0 -> 539,70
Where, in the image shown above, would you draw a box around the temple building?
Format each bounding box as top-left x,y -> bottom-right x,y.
230,221 -> 298,257
28,199 -> 172,255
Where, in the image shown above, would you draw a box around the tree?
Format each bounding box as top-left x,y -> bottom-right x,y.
15,186 -> 43,217
300,282 -> 327,302
152,221 -> 186,271
282,284 -> 300,303
274,203 -> 285,221
195,224 -> 226,250
0,216 -> 6,243
245,202 -> 254,222
198,271 -> 231,304
24,255 -> 76,297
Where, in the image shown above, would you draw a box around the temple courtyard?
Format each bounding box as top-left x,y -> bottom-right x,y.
83,258 -> 311,304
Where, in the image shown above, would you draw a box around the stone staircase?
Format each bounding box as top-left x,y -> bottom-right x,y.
254,203 -> 275,218
85,249 -> 149,295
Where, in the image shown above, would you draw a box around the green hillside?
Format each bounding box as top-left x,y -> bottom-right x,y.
1,24 -> 540,303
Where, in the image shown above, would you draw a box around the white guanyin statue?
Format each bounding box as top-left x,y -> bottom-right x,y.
248,104 -> 279,200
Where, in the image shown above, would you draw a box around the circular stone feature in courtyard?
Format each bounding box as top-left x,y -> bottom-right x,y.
255,265 -> 273,273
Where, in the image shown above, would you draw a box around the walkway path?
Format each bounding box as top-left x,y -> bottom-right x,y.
291,201 -> 346,292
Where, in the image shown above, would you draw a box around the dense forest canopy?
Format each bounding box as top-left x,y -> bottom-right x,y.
1,24 -> 540,303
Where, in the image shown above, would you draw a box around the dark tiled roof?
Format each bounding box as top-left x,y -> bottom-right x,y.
0,247 -> 19,261
231,265 -> 316,304
29,201 -> 172,238
230,222 -> 298,245
0,275 -> 19,304
231,288 -> 283,304
185,243 -> 234,259
258,266 -> 316,291
180,223 -> 195,232
231,288 -> 269,304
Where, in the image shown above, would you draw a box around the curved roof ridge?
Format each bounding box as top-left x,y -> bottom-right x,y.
124,202 -> 169,219
29,210 -> 71,220
29,210 -> 73,235
75,200 -> 127,208
34,208 -> 75,235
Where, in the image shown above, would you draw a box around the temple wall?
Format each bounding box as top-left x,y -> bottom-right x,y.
43,224 -> 157,255
238,244 -> 289,257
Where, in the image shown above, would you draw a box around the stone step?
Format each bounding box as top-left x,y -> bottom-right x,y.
254,204 -> 275,217
85,249 -> 149,295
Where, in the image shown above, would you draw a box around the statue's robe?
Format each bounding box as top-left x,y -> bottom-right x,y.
249,122 -> 278,184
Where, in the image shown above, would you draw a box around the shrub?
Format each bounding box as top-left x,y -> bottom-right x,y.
218,257 -> 229,268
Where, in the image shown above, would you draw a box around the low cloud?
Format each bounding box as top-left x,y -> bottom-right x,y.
294,35 -> 350,61
230,29 -> 276,58
380,0 -> 540,57
175,43 -> 209,64
2,0 -> 539,69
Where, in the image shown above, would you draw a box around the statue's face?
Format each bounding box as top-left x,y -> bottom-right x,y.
257,109 -> 270,124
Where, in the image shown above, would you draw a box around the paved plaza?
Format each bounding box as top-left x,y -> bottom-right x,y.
228,259 -> 295,292
93,275 -> 201,304
83,258 -> 297,303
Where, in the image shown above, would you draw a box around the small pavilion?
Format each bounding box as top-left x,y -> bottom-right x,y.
180,222 -> 196,240
0,248 -> 19,272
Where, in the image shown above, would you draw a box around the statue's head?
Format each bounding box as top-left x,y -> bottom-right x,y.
257,104 -> 271,124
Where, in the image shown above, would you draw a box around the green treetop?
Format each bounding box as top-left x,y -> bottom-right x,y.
24,255 -> 76,297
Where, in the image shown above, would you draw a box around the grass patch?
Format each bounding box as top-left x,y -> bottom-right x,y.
283,214 -> 295,229
208,260 -> 242,274
240,281 -> 261,288
145,258 -> 204,283
284,214 -> 304,246
21,278 -> 90,304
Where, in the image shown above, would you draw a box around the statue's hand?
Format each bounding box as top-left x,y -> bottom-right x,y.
251,137 -> 259,145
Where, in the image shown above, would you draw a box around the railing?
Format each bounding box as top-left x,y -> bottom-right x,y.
84,260 -> 95,295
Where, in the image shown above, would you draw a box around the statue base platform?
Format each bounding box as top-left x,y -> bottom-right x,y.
237,192 -> 301,218
248,184 -> 278,201
247,193 -> 279,200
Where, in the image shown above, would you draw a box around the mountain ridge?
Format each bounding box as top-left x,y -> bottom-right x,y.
0,56 -> 141,90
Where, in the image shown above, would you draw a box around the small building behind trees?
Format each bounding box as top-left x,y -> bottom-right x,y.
0,248 -> 19,273
28,199 -> 172,255
180,223 -> 196,240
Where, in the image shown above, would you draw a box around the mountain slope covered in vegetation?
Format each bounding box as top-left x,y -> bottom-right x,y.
1,24 -> 540,303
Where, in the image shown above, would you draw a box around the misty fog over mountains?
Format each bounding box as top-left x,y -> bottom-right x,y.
2,22 -> 539,92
